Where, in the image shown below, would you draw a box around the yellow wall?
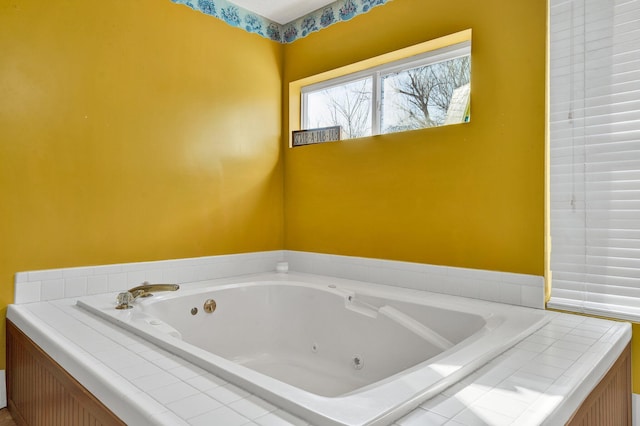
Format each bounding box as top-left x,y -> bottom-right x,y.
283,0 -> 546,277
0,0 -> 284,369
282,0 -> 640,393
3,0 -> 635,397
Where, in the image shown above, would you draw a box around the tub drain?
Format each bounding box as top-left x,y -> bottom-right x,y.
352,355 -> 364,370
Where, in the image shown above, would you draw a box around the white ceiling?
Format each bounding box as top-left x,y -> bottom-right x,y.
229,0 -> 336,24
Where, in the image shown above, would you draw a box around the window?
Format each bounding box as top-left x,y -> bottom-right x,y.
301,41 -> 471,140
548,0 -> 640,321
304,77 -> 373,139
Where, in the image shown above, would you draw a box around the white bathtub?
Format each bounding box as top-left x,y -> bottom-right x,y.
77,273 -> 548,425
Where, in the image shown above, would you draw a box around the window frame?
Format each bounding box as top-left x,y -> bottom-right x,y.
300,40 -> 471,138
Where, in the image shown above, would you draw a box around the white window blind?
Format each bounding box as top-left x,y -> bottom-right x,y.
548,0 -> 640,321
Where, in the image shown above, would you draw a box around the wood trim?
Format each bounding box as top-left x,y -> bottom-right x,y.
565,343 -> 631,426
6,320 -> 125,426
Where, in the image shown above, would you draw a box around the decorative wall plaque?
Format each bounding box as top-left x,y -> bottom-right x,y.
292,126 -> 341,147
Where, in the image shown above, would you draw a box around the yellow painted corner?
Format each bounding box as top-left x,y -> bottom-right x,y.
283,0 -> 546,275
0,0 -> 284,370
633,323 -> 640,393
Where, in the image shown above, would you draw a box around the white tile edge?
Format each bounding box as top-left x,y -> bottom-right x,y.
543,325 -> 632,425
14,250 -> 544,309
634,393 -> 640,426
14,251 -> 286,304
284,250 -> 545,309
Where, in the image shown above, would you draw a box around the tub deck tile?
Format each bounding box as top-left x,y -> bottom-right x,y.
395,407 -> 449,426
5,281 -> 631,426
188,405 -> 250,426
253,409 -> 309,426
228,395 -> 278,420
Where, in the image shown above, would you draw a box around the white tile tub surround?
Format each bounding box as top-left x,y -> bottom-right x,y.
6,282 -> 631,426
9,250 -> 545,419
285,251 -> 545,309
14,251 -> 285,304
14,250 -> 544,309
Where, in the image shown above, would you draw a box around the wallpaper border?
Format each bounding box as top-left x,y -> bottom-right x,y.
171,0 -> 391,43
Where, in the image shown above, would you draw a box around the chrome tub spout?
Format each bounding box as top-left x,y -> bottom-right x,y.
116,281 -> 180,310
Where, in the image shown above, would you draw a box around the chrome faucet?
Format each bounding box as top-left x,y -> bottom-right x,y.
115,281 -> 180,310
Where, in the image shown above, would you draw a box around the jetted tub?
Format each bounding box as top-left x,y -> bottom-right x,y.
77,273 -> 548,425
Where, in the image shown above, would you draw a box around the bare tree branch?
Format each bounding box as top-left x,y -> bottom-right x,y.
386,56 -> 470,131
323,79 -> 371,139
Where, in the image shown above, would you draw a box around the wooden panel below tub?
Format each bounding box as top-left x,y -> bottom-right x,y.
565,342 -> 631,426
6,320 -> 125,426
